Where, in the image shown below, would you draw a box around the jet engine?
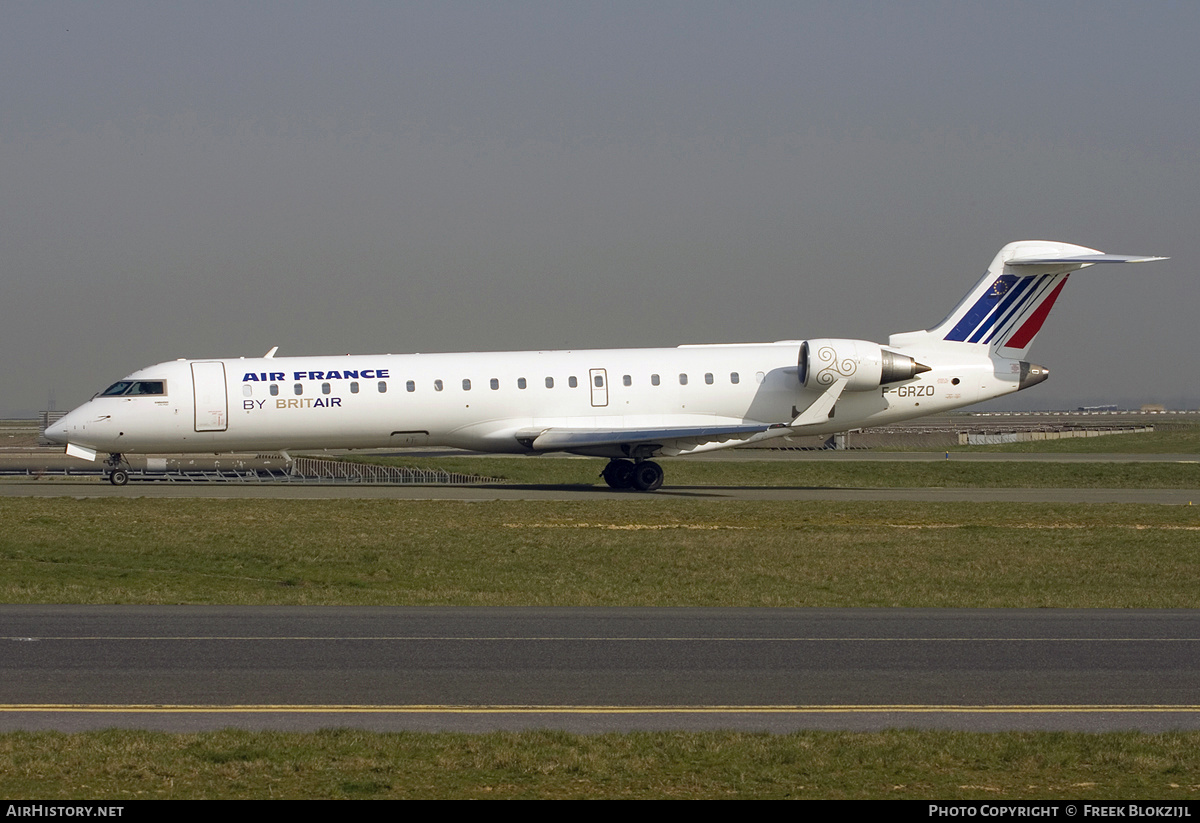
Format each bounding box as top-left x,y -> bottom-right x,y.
798,339 -> 929,391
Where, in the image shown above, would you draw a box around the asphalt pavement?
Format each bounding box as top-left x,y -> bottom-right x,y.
3,607 -> 1198,733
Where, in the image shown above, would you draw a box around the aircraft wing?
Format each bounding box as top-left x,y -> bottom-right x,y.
517,374 -> 850,455
517,423 -> 773,453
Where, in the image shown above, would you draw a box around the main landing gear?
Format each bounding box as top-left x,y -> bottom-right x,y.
105,453 -> 130,486
601,459 -> 664,492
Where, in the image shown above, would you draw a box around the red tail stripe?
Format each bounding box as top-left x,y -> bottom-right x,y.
1003,276 -> 1068,350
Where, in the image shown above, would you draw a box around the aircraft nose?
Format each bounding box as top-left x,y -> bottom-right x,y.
44,416 -> 69,444
44,406 -> 88,445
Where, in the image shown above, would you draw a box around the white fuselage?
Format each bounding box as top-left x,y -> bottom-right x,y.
47,341 -> 1019,458
46,240 -> 1164,483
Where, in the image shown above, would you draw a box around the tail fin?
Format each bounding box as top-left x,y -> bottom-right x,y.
891,241 -> 1166,359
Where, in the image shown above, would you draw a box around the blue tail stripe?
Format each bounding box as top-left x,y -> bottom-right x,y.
944,280 -> 1003,342
966,275 -> 1037,343
972,275 -> 1044,344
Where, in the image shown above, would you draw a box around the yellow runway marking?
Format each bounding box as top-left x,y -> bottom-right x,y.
3,704 -> 1200,714
505,523 -> 751,530
507,522 -> 1200,531
8,636 -> 1200,642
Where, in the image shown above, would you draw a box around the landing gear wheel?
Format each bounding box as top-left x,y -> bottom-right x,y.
104,453 -> 130,486
632,460 -> 664,492
602,459 -> 635,489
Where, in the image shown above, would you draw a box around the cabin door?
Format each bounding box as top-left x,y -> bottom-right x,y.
589,368 -> 608,407
192,361 -> 228,432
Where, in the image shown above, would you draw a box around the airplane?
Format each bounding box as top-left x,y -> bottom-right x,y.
45,240 -> 1166,490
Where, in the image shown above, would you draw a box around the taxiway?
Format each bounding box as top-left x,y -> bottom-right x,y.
1,478 -> 1196,504
3,607 -> 1198,733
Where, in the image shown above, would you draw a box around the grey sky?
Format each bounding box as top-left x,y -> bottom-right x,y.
2,1 -> 1195,415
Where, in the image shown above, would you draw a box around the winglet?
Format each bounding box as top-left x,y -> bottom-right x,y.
264,346 -> 279,359
790,378 -> 848,427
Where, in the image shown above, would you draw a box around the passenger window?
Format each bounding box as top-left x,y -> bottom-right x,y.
378,381 -> 387,393
569,376 -> 578,388
651,374 -> 660,386
622,375 -> 631,386
705,373 -> 714,385
463,379 -> 471,391
270,384 -> 280,396
294,383 -> 303,395
679,373 -> 688,385
350,382 -> 359,394
322,382 -> 331,395
434,379 -> 443,392
545,377 -> 554,388
242,385 -> 253,397
731,372 -> 740,384
756,371 -> 765,384
593,374 -> 604,388
490,378 -> 499,390
518,377 -> 527,389
406,380 -> 415,392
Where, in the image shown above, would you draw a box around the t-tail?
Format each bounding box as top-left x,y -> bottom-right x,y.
890,241 -> 1166,362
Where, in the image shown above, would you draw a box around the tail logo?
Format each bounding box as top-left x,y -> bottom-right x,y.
986,275 -> 1018,298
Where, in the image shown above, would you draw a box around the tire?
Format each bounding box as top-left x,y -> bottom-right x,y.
632,461 -> 663,492
109,469 -> 129,486
602,459 -> 635,489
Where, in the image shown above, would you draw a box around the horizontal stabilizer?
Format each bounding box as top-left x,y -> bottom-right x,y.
1007,253 -> 1168,266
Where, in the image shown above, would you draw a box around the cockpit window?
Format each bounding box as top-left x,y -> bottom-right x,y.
100,380 -> 166,397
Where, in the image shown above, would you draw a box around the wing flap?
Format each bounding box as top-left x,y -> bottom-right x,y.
521,423 -> 771,452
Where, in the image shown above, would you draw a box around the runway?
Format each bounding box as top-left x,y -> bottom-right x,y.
4,607 -> 1199,733
1,478 -> 1196,504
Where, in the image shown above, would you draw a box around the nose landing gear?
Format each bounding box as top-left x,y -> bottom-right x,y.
105,453 -> 130,486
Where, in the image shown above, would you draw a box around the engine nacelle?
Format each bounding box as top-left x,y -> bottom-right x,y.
798,339 -> 929,392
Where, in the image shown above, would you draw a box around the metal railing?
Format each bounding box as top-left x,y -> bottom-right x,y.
289,457 -> 499,485
2,457 -> 499,485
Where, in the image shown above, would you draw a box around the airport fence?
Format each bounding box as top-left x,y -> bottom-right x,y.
288,457 -> 499,485
0,456 -> 499,485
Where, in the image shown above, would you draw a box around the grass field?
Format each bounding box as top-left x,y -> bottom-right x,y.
3,729 -> 1199,800
2,498 -> 1197,607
